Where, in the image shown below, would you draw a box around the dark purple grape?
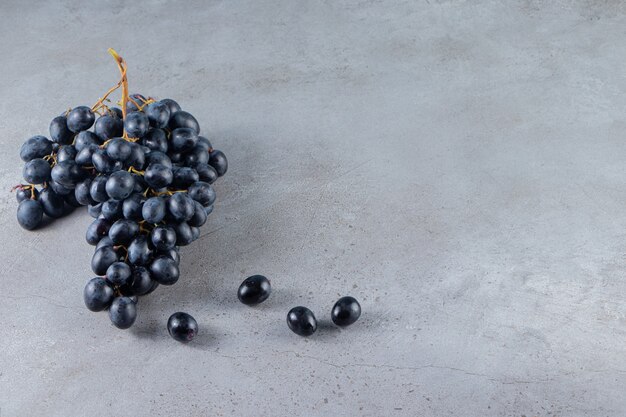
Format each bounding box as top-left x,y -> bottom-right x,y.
92,246 -> 121,275
108,219 -> 139,245
209,150 -> 228,176
127,235 -> 153,266
170,127 -> 198,153
124,111 -> 149,138
94,113 -> 123,140
331,296 -> 361,326
151,225 -> 177,250
188,182 -> 216,206
23,158 -> 51,184
109,296 -> 137,329
168,110 -> 200,133
144,163 -> 173,189
287,306 -> 317,336
145,102 -> 170,129
50,116 -> 74,144
67,106 -> 95,132
238,275 -> 271,305
84,278 -> 115,311
160,98 -> 181,115
142,197 -> 166,223
149,256 -> 179,285
168,312 -> 198,342
86,218 -> 111,245
20,136 -> 53,162
38,187 -> 65,218
17,199 -> 43,230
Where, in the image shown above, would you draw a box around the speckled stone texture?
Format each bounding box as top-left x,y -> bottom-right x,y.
1,1 -> 626,416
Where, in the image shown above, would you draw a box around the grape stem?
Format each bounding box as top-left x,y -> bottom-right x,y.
91,48 -> 132,139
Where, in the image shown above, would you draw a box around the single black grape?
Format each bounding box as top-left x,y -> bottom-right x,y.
57,145 -> 77,163
20,136 -> 53,162
208,150 -> 228,177
127,142 -> 146,169
124,111 -> 150,138
141,128 -> 168,153
129,266 -> 155,296
127,235 -> 153,266
84,277 -> 115,311
183,145 -> 210,166
109,296 -> 137,329
160,98 -> 181,115
188,201 -> 208,227
168,110 -> 200,133
38,187 -> 65,218
74,131 -> 100,151
86,218 -> 111,245
167,192 -> 195,222
106,262 -> 132,286
145,102 -> 170,129
149,256 -> 179,285
101,199 -> 124,221
91,246 -> 120,275
172,167 -> 199,188
75,178 -> 96,206
89,175 -> 110,203
167,312 -> 198,342
142,197 -> 166,223
106,170 -> 135,200
145,150 -> 173,168
94,113 -> 123,140
67,106 -> 95,132
106,138 -> 133,162
170,127 -> 198,153
17,199 -> 44,230
238,275 -> 271,306
144,163 -> 173,189
174,222 -> 193,246
50,160 -> 84,188
331,296 -> 361,326
195,163 -> 218,184
122,193 -> 144,220
15,186 -> 39,203
151,225 -> 177,250
50,115 -> 74,144
108,219 -> 139,245
287,306 -> 317,336
23,158 -> 51,184
188,181 -> 216,206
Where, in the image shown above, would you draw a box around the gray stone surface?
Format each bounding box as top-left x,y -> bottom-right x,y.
1,1 -> 625,415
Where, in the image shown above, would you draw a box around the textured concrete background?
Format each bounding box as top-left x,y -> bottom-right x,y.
1,0 -> 625,416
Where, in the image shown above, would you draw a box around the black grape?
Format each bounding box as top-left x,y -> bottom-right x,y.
109,296 -> 137,329
67,106 -> 95,132
84,278 -> 115,311
17,199 -> 44,230
167,312 -> 198,342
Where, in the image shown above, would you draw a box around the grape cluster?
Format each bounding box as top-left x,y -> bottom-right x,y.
15,94 -> 227,330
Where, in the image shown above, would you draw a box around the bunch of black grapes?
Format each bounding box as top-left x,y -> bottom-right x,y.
16,95 -> 227,329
